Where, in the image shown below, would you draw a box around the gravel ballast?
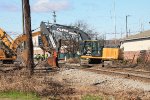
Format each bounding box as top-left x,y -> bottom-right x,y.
52,68 -> 150,97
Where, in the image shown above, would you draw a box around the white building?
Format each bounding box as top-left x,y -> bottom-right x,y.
32,35 -> 47,55
120,30 -> 150,62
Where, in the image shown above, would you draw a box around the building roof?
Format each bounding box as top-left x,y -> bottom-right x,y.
104,40 -> 121,47
124,30 -> 150,41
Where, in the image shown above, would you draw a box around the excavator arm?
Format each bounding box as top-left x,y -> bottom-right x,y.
49,23 -> 91,40
40,22 -> 91,55
0,28 -> 16,61
10,31 -> 41,52
40,22 -> 57,51
10,22 -> 58,54
0,28 -> 13,48
0,22 -> 59,66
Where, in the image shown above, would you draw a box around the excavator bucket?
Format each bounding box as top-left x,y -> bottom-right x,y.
47,57 -> 58,68
47,50 -> 58,68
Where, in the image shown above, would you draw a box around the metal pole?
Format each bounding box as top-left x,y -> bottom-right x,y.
113,0 -> 117,43
53,11 -> 56,24
126,15 -> 128,37
126,15 -> 130,37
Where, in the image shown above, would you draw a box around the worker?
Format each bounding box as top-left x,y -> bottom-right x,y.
86,46 -> 92,55
41,54 -> 45,61
36,54 -> 41,61
44,54 -> 47,59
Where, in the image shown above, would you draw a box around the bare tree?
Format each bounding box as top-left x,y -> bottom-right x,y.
73,20 -> 89,32
71,20 -> 101,39
23,0 -> 34,76
71,20 -> 106,47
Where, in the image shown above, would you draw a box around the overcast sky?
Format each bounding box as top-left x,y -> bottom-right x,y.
0,0 -> 150,39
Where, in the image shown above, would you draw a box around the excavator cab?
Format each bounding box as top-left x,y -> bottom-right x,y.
80,40 -> 104,65
81,40 -> 103,57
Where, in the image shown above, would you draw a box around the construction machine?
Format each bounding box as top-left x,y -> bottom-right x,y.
0,22 -> 58,67
0,28 -> 17,64
0,21 -> 84,66
46,23 -> 91,55
0,30 -> 45,65
40,23 -> 121,65
0,21 -> 121,67
80,40 -> 121,65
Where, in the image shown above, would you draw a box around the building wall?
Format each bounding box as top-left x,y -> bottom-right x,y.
34,47 -> 44,55
33,35 -> 39,47
123,51 -> 139,62
32,35 -> 45,55
121,39 -> 150,51
120,39 -> 150,63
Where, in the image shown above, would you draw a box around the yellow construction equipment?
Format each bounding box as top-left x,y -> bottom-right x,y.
0,29 -> 41,64
0,22 -> 60,67
80,40 -> 122,66
0,28 -> 16,63
102,48 -> 120,60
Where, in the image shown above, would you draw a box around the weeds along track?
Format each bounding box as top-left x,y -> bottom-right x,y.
82,68 -> 150,83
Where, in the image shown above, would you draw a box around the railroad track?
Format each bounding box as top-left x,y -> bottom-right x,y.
82,68 -> 150,83
94,67 -> 150,77
0,63 -> 59,76
0,64 -> 23,73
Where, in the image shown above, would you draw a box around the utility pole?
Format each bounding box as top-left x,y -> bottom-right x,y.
22,0 -> 26,49
126,15 -> 130,37
120,28 -> 123,38
113,0 -> 117,43
53,11 -> 56,24
114,0 -> 117,38
22,0 -> 24,34
23,0 -> 34,76
52,11 -> 57,43
139,18 -> 144,32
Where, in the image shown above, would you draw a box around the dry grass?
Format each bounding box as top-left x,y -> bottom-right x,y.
0,70 -> 45,94
0,69 -> 75,99
0,67 -> 149,100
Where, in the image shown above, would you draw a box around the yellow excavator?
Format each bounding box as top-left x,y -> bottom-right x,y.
0,28 -> 17,63
0,22 -> 57,67
80,40 -> 122,65
0,30 -> 45,64
43,23 -> 122,66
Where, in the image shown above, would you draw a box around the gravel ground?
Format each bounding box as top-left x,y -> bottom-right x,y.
51,68 -> 150,99
54,69 -> 150,91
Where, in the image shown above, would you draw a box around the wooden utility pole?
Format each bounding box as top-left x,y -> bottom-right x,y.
23,0 -> 34,75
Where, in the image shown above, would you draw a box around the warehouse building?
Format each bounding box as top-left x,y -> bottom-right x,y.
120,30 -> 150,63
